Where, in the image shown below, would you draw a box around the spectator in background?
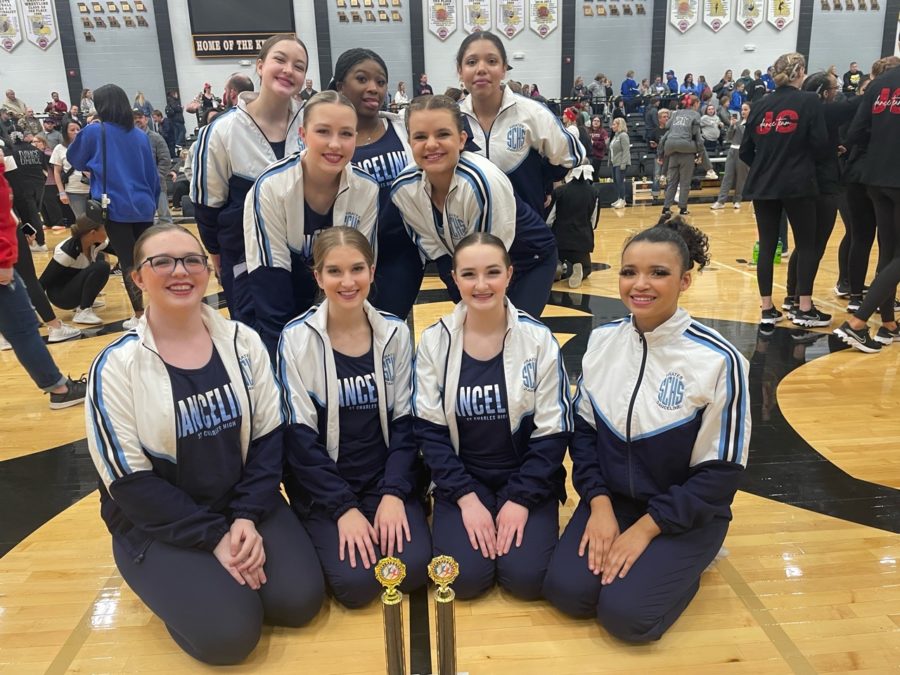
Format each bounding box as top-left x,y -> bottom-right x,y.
392,81 -> 409,106
80,89 -> 96,117
700,103 -> 723,154
221,73 -> 254,109
299,78 -> 318,101
68,105 -> 83,126
547,164 -> 599,288
0,109 -> 16,144
750,70 -> 768,101
650,75 -> 667,96
737,69 -> 754,90
133,91 -> 153,118
133,108 -> 172,226
587,73 -> 606,100
761,66 -> 776,91
588,115 -> 609,181
717,93 -> 732,126
572,76 -> 589,100
522,83 -> 533,97
644,97 -> 660,142
416,73 -> 434,96
639,78 -> 652,97
696,75 -> 711,99
33,134 -> 67,232
713,69 -> 735,95
680,73 -> 698,96
51,119 -> 89,219
621,70 -> 640,112
611,96 -> 627,124
842,62 -> 864,97
729,82 -> 746,111
609,117 -> 631,210
649,107 -> 671,200
5,131 -> 49,250
186,82 -> 221,126
17,108 -> 42,136
153,109 -> 176,159
41,118 -> 62,150
3,89 -> 28,119
0,153 -> 87,407
44,91 -> 68,121
164,90 -> 185,147
666,70 -> 679,93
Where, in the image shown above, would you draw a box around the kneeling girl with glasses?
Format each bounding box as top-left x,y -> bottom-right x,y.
278,227 -> 431,607
414,232 -> 572,600
85,224 -> 325,665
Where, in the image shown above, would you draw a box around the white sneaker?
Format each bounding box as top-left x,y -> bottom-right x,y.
710,202 -> 725,210
92,298 -> 106,308
48,323 -> 82,343
705,170 -> 718,180
0,333 -> 11,351
733,202 -> 741,209
122,315 -> 139,330
73,307 -> 103,325
613,199 -> 626,209
568,263 -> 584,289
29,243 -> 48,253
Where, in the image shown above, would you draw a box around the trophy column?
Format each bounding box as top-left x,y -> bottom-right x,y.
427,555 -> 460,675
375,557 -> 407,675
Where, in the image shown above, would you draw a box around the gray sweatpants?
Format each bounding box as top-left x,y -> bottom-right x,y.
664,153 -> 695,210
717,148 -> 749,203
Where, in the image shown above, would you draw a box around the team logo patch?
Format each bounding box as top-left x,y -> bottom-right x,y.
657,371 -> 685,410
343,211 -> 361,228
447,213 -> 468,242
522,357 -> 537,392
239,353 -> 255,390
506,124 -> 526,152
383,354 -> 395,385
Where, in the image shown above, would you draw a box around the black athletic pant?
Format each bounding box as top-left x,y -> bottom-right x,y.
13,228 -> 56,323
112,500 -> 325,666
845,182 -> 879,296
12,181 -> 45,245
45,260 -> 110,310
855,186 -> 900,324
105,220 -> 153,313
837,192 -> 852,286
753,197 -> 817,298
785,193 -> 838,298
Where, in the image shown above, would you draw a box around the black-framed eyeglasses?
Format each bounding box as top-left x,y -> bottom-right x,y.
139,254 -> 209,275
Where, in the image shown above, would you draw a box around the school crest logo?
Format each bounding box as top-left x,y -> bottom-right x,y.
506,124 -> 526,152
657,371 -> 685,410
239,353 -> 255,390
522,358 -> 537,392
383,354 -> 395,385
447,213 -> 468,242
343,211 -> 361,228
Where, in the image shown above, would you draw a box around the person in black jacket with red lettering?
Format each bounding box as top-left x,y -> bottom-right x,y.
834,57 -> 900,352
740,52 -> 830,328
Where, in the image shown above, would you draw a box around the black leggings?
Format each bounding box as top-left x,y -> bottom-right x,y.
13,228 -> 56,323
855,186 -> 900,324
753,197 -> 817,298
845,182 -> 879,296
45,260 -> 111,310
12,181 -> 45,245
785,193 -> 838,298
105,220 -> 153,313
112,500 -> 324,666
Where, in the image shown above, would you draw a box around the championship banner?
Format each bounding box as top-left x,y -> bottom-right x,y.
496,0 -> 524,38
0,0 -> 22,53
703,0 -> 731,32
528,0 -> 557,38
463,0 -> 491,32
428,0 -> 457,41
736,0 -> 762,30
670,0 -> 699,33
766,0 -> 794,30
19,0 -> 57,50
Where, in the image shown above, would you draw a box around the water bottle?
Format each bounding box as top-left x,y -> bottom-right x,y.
774,241 -> 783,264
752,241 -> 759,265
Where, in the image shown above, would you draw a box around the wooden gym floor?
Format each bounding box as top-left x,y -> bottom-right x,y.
1,203 -> 898,674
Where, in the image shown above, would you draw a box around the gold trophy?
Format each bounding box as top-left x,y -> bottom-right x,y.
375,557 -> 407,675
427,555 -> 460,675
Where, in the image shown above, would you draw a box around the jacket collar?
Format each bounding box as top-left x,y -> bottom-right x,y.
304,299 -> 393,337
629,307 -> 692,346
134,303 -> 236,352
411,150 -> 478,202
236,91 -> 303,119
459,85 -> 518,119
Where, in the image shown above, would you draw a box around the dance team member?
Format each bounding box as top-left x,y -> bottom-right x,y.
191,34 -> 307,323
391,95 -> 557,318
739,52 -> 830,327
278,227 -> 430,607
456,32 -> 586,217
85,224 -> 324,665
331,48 -> 423,319
413,232 -> 571,600
244,91 -> 378,354
543,217 -> 750,642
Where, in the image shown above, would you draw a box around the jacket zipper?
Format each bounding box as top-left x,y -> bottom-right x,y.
624,333 -> 648,500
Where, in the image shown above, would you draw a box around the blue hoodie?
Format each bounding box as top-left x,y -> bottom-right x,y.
67,122 -> 159,223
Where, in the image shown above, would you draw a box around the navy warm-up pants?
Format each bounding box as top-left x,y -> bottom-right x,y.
302,494 -> 431,608
542,499 -> 728,643
371,228 -> 425,320
219,249 -> 255,325
508,248 -> 558,319
432,484 -> 560,601
113,500 -> 325,665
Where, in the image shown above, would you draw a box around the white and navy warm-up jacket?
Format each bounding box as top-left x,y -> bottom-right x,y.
84,305 -> 285,561
572,308 -> 751,533
459,86 -> 586,216
390,151 -> 555,295
243,151 -> 379,353
277,301 -> 416,519
413,300 -> 572,507
190,92 -> 304,260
